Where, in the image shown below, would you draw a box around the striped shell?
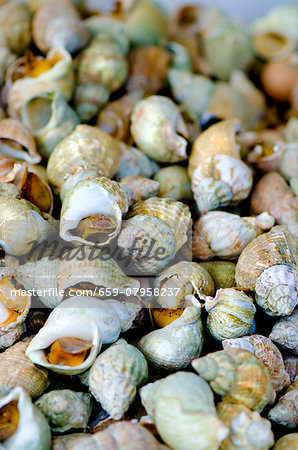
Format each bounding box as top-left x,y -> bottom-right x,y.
198,261 -> 236,290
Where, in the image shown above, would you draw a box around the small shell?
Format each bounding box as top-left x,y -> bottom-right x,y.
115,144 -> 159,181
205,288 -> 256,341
84,16 -> 129,54
47,125 -> 123,196
0,2 -> 31,54
269,310 -> 298,354
60,176 -> 132,246
36,389 -> 92,432
73,82 -> 110,123
0,387 -> 51,450
252,31 -> 295,61
260,59 -> 298,103
32,0 -> 89,54
0,341 -> 49,398
156,261 -> 215,308
153,166 -> 192,201
280,142 -> 298,180
138,306 -> 203,370
192,348 -> 276,412
89,339 -> 148,420
0,118 -> 41,164
22,92 -> 79,160
223,335 -> 290,392
119,175 -> 159,204
198,261 -> 236,290
273,434 -> 298,450
140,372 -> 229,450
283,356 -> 298,383
130,95 -> 188,163
268,381 -> 298,428
7,47 -> 74,118
0,47 -> 16,86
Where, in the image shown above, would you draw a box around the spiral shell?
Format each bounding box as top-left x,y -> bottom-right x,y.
268,381 -> 298,428
89,339 -> 148,420
119,175 -> 159,204
205,288 -> 256,341
198,261 -> 236,290
192,348 -> 275,412
153,165 -> 192,201
0,1 -> 31,55
223,334 -> 290,392
115,144 -> 159,181
269,310 -> 298,354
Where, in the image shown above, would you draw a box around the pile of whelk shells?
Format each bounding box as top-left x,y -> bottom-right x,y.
0,0 -> 297,449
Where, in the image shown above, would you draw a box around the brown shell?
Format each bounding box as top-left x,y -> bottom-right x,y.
273,434 -> 298,450
119,176 -> 159,204
235,226 -> 298,290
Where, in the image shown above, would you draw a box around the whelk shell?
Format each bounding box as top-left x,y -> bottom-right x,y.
198,261 -> 236,290
269,310 -> 298,354
268,381 -> 298,428
273,434 -> 298,450
0,1 -> 31,55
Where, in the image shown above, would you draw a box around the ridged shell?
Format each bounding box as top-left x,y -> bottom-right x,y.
0,2 -> 31,54
198,261 -> 236,290
119,176 -> 159,204
269,310 -> 298,354
138,306 -> 203,370
89,339 -> 148,420
192,348 -> 276,412
205,288 -> 256,341
0,341 -> 49,398
47,125 -> 122,196
223,335 -> 290,392
268,381 -> 298,428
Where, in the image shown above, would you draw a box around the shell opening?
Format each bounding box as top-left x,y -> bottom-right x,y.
0,400 -> 19,441
158,276 -> 194,308
75,214 -> 118,244
24,97 -> 52,131
47,338 -> 93,367
24,53 -> 62,78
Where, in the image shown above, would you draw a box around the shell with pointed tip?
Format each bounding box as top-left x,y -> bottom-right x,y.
33,0 -> 89,54
119,176 -> 159,204
198,261 -> 236,290
47,125 -> 122,196
236,226 -> 298,316
84,16 -> 129,54
0,341 -> 49,398
115,144 -> 159,181
269,310 -> 298,354
153,165 -> 192,201
188,119 -> 240,178
36,389 -> 92,432
22,92 -> 79,160
156,261 -> 214,308
0,196 -> 55,255
192,155 -> 253,214
130,95 -> 188,163
217,402 -> 274,450
223,334 -> 290,392
89,339 -> 148,420
0,2 -> 31,54
7,47 -> 74,118
25,296 -> 141,374
0,118 -> 41,164
138,306 -> 203,370
0,387 -> 51,450
52,421 -> 164,450
140,372 -> 229,450
60,176 -> 132,246
268,381 -> 298,428
273,434 -> 298,450
192,348 -> 276,412
205,288 -> 256,341
192,211 -> 274,261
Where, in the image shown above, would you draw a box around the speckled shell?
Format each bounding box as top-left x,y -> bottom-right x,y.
140,372 -> 229,450
89,339 -> 148,420
153,165 -> 192,201
223,335 -> 290,392
47,125 -> 123,195
0,118 -> 41,164
192,348 -> 276,412
268,381 -> 298,428
138,306 -> 203,370
33,0 -> 89,54
130,95 -> 188,163
7,47 -> 74,118
84,16 -> 129,54
119,175 -> 159,204
0,341 -> 49,398
217,402 -> 274,450
0,2 -> 31,54
283,356 -> 298,383
273,434 -> 298,450
188,119 -> 240,178
205,288 -> 256,341
269,310 -> 298,354
36,389 -> 92,432
198,261 -> 236,290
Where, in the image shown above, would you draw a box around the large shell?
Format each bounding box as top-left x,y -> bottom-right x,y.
36,389 -> 92,432
33,0 -> 89,54
0,387 -> 51,450
153,165 -> 192,201
22,92 -> 79,160
268,381 -> 298,428
205,288 -> 256,341
26,296 -> 141,374
138,306 -> 203,370
156,261 -> 215,308
7,47 -> 74,118
0,341 -> 49,398
192,348 -> 276,412
188,119 -> 240,178
89,339 -> 148,420
0,118 -> 41,164
130,95 -> 188,163
223,334 -> 290,392
140,372 -> 229,450
269,310 -> 298,354
47,125 -> 122,196
273,434 -> 298,450
60,176 -> 132,246
198,261 -> 236,290
0,2 -> 31,54
217,402 -> 274,450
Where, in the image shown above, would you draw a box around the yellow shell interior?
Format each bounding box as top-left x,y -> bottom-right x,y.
0,401 -> 19,441
150,306 -> 184,328
0,277 -> 26,327
47,337 -> 93,367
24,53 -> 62,78
75,214 -> 117,244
